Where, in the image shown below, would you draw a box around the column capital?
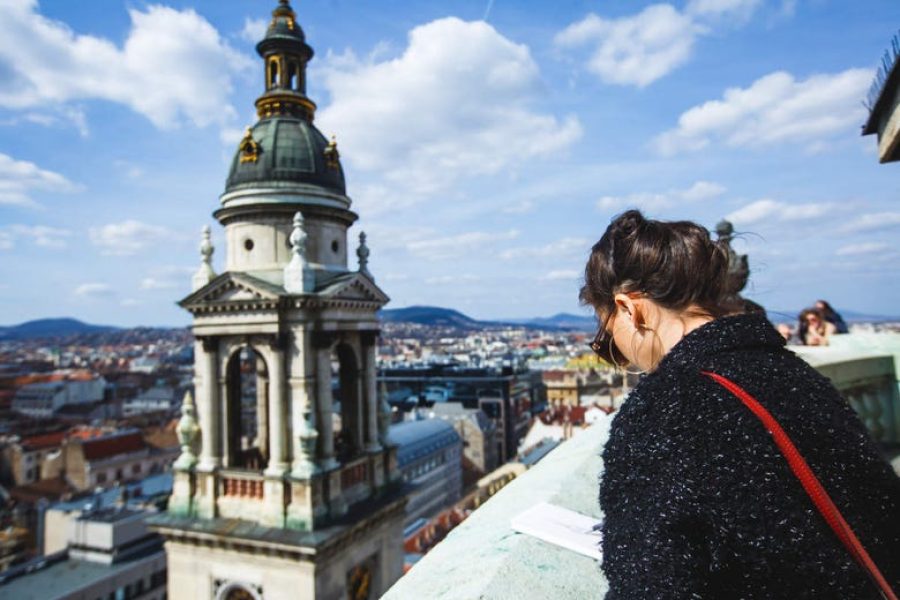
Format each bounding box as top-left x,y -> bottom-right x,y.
198,336 -> 218,353
265,331 -> 291,352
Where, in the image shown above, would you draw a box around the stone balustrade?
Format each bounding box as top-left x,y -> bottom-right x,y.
794,332 -> 900,444
220,471 -> 266,499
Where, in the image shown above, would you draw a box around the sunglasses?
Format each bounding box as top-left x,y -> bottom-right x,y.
589,312 -> 629,367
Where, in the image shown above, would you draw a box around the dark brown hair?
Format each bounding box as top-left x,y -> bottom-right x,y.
579,210 -> 739,319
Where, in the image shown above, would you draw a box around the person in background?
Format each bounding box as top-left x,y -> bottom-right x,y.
580,210 -> 900,599
798,307 -> 836,346
816,299 -> 850,334
776,322 -> 797,344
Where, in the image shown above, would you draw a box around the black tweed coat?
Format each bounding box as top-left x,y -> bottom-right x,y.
600,313 -> 900,599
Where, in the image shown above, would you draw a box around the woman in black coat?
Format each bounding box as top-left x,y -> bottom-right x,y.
580,210 -> 900,599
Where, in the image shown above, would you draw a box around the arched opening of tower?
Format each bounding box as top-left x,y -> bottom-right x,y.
332,343 -> 365,463
225,347 -> 270,470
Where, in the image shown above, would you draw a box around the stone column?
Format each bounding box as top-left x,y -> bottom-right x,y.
315,333 -> 339,471
265,336 -> 289,476
197,337 -> 221,471
362,332 -> 381,453
256,356 -> 269,462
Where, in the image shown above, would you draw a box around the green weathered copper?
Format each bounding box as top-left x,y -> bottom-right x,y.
225,118 -> 345,195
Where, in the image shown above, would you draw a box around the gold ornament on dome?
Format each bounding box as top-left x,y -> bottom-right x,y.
239,128 -> 261,163
324,135 -> 340,169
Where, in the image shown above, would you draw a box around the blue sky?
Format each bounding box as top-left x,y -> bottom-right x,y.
0,0 -> 898,327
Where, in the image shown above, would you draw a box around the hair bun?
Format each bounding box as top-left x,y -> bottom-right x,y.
611,209 -> 645,239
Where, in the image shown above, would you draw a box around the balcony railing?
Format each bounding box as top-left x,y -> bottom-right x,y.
220,470 -> 265,500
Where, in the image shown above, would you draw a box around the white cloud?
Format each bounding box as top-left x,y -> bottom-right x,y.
540,269 -> 581,282
240,17 -> 267,43
597,180 -> 726,212
680,180 -> 726,201
555,0 -> 768,88
835,242 -> 891,257
726,198 -> 832,225
501,199 -> 536,214
0,1 -> 253,129
655,68 -> 872,155
424,274 -> 481,285
139,278 -> 178,290
7,224 -> 71,248
407,229 -> 520,261
0,231 -> 13,250
74,283 -> 114,298
113,160 -> 143,179
89,220 -> 175,256
554,5 -> 702,87
500,237 -> 589,261
840,211 -> 900,234
138,266 -> 193,291
317,17 -> 581,202
0,152 -> 78,207
121,298 -> 141,307
686,0 -> 761,20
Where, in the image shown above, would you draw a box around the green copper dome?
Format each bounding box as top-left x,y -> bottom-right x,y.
225,118 -> 346,195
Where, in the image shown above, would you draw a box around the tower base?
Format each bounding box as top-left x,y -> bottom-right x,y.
149,493 -> 406,600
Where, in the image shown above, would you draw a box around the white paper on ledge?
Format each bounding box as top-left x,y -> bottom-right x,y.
510,501 -> 602,561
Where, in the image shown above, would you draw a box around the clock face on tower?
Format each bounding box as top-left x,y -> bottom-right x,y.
224,586 -> 256,600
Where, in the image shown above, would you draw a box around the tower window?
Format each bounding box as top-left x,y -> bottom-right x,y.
268,59 -> 279,89
244,239 -> 254,251
288,63 -> 298,91
331,240 -> 339,253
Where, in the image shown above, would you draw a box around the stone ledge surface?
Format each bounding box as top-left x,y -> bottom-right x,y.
383,416 -> 612,600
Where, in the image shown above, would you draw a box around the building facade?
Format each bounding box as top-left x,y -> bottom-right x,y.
148,3 -> 406,599
390,419 -> 463,527
379,365 -> 544,462
0,506 -> 167,600
11,376 -> 106,419
430,402 -> 499,480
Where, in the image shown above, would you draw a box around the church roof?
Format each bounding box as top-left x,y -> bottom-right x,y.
224,117 -> 346,196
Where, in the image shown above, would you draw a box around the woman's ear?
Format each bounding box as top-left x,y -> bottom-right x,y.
613,293 -> 639,328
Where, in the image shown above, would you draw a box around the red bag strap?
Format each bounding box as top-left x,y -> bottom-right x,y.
701,370 -> 898,600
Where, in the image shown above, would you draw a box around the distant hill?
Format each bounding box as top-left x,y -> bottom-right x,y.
380,306 -> 596,331
0,318 -> 119,341
380,306 -> 488,328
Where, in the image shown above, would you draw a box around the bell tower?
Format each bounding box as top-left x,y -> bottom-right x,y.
148,3 -> 406,599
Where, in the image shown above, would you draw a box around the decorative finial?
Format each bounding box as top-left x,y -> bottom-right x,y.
324,135 -> 340,170
239,127 -> 260,164
284,211 -> 311,293
356,231 -> 372,279
174,390 -> 200,470
191,225 -> 216,291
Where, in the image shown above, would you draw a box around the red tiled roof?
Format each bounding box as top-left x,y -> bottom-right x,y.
8,477 -> 75,503
21,431 -> 66,451
81,432 -> 146,461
